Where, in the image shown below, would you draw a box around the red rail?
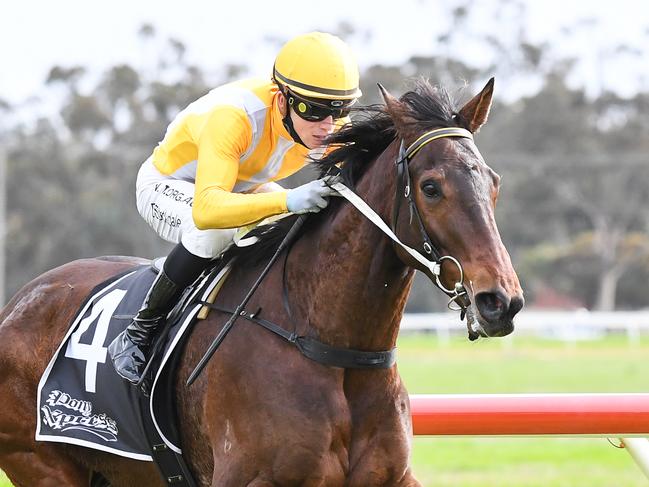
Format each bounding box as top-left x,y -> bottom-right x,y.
410,393 -> 649,436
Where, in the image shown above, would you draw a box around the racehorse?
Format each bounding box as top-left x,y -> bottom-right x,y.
0,77 -> 523,486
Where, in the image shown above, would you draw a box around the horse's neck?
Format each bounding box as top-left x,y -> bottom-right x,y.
290,143 -> 415,350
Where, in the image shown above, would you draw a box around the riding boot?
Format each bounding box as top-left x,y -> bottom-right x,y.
108,242 -> 213,388
108,268 -> 180,384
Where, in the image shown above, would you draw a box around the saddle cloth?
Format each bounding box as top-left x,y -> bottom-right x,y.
36,262 -> 231,461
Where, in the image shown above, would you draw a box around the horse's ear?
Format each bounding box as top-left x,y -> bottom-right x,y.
377,83 -> 418,140
377,83 -> 399,111
458,77 -> 494,133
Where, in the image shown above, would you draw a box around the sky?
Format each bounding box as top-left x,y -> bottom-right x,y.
2,0 -> 649,107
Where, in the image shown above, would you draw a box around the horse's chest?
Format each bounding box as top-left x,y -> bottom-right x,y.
183,334 -> 411,485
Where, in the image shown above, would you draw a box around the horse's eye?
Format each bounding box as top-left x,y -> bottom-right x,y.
421,181 -> 441,199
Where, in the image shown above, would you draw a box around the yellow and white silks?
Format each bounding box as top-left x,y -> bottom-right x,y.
135,77 -> 329,258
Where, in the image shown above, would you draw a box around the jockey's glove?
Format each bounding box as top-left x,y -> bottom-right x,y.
286,177 -> 340,214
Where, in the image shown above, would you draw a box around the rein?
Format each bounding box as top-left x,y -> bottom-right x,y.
188,127 -> 484,382
336,126 -> 480,332
267,126 -> 484,368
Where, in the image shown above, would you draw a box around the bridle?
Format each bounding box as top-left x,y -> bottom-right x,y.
190,127 -> 488,382
392,126 -> 479,332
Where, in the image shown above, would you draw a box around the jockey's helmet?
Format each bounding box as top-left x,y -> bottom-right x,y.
273,32 -> 362,103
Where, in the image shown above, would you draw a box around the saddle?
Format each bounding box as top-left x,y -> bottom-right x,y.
36,258 -> 233,487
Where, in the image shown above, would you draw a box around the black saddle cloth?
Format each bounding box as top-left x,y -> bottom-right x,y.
36,263 -> 221,461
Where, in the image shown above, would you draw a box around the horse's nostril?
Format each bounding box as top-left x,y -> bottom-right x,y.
508,295 -> 525,318
475,292 -> 525,322
475,292 -> 508,321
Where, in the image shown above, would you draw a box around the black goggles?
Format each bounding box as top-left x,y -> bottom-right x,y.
286,91 -> 354,122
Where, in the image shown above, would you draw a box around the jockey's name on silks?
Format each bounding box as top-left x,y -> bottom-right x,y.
148,77 -> 343,230
153,183 -> 194,207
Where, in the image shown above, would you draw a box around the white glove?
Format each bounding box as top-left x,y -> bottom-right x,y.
286,178 -> 340,214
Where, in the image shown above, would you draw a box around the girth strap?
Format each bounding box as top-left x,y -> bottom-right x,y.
295,337 -> 396,369
201,303 -> 397,369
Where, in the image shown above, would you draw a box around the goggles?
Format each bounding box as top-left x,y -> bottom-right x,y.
286,90 -> 354,122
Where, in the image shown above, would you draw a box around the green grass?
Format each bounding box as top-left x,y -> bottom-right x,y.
2,335 -> 646,486
398,333 -> 649,486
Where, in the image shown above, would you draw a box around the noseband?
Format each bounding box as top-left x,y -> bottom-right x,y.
392,127 -> 478,327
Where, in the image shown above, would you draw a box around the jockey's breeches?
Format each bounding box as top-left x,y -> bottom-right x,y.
136,158 -> 235,258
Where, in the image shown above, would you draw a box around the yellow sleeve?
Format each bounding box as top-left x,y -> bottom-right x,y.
192,106 -> 289,230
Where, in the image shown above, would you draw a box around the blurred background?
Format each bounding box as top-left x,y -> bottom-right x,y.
1,0 -> 648,485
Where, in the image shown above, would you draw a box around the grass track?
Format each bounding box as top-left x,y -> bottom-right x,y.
398,333 -> 649,486
0,334 -> 646,486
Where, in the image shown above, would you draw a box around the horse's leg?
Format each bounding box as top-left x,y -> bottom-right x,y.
244,480 -> 329,487
395,471 -> 423,487
0,446 -> 88,487
344,442 -> 422,486
344,371 -> 425,487
0,357 -> 90,486
0,276 -> 93,487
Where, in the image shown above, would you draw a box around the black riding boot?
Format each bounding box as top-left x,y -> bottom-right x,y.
108,243 -> 212,387
108,269 -> 180,384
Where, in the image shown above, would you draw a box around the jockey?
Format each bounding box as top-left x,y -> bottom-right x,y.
108,32 -> 362,387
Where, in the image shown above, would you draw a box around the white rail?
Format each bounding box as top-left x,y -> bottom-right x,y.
401,311 -> 649,343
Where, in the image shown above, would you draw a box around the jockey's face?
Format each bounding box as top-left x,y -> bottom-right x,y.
290,109 -> 335,149
278,92 -> 335,149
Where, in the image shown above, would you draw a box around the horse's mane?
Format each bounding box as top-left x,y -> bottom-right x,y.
220,79 -> 460,269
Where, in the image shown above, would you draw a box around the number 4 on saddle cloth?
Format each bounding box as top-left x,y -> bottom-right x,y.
36,258 -> 234,487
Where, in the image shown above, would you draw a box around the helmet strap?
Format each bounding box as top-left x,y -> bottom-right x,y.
282,110 -> 308,148
275,80 -> 308,148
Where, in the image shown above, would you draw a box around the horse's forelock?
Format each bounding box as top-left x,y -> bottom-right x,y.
398,80 -> 459,133
314,79 -> 461,182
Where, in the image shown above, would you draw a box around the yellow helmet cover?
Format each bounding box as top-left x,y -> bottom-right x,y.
274,32 -> 362,100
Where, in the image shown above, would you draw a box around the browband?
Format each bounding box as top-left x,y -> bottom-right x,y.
404,127 -> 473,160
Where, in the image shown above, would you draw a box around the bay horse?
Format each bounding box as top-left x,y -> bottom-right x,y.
0,78 -> 523,486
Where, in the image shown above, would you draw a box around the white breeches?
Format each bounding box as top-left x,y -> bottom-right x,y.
135,158 -> 236,258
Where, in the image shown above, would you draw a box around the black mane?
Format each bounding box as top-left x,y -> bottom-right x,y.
220,79 -> 461,269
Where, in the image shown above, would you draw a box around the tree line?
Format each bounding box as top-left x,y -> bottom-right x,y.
1,22 -> 648,311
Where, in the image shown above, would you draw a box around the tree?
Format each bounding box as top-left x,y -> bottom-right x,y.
3,19 -> 649,312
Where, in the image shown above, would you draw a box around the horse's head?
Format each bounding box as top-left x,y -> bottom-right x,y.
380,79 -> 524,338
